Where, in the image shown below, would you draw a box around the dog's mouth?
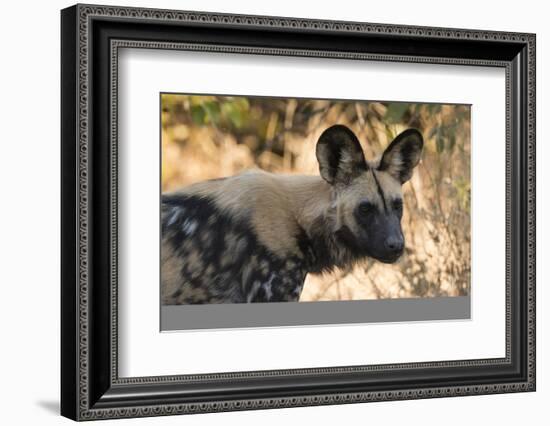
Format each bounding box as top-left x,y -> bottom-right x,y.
375,252 -> 403,264
334,227 -> 404,264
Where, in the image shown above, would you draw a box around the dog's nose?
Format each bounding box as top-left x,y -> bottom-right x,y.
385,236 -> 404,253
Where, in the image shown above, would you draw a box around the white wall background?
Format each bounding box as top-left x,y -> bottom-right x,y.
0,0 -> 546,424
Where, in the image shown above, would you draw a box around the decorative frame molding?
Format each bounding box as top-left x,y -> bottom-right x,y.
61,4 -> 535,421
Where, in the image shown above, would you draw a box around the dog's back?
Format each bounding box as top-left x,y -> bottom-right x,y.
161,171 -> 309,304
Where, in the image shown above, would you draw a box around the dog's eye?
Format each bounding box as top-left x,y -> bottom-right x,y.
392,199 -> 403,212
358,201 -> 375,215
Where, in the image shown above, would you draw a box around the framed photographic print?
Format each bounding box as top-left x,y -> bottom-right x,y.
61,4 -> 536,421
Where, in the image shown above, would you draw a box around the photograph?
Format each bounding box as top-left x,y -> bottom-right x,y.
160,94 -> 471,305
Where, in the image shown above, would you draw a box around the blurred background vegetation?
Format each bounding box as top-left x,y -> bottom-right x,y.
161,93 -> 471,301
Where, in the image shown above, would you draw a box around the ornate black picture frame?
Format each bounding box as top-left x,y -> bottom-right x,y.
61,4 -> 536,421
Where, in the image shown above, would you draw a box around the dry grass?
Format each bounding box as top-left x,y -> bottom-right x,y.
161,94 -> 471,300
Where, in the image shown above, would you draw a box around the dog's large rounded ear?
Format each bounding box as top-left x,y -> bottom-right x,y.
316,125 -> 367,185
378,129 -> 423,184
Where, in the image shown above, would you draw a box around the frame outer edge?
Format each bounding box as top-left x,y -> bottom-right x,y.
61,4 -> 80,422
76,2 -> 92,420
527,33 -> 536,390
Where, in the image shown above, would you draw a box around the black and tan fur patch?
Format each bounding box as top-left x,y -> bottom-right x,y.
161,194 -> 306,304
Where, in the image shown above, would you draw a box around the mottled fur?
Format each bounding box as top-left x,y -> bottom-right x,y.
161,125 -> 423,304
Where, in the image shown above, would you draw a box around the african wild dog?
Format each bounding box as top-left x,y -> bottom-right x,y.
161,125 -> 423,304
